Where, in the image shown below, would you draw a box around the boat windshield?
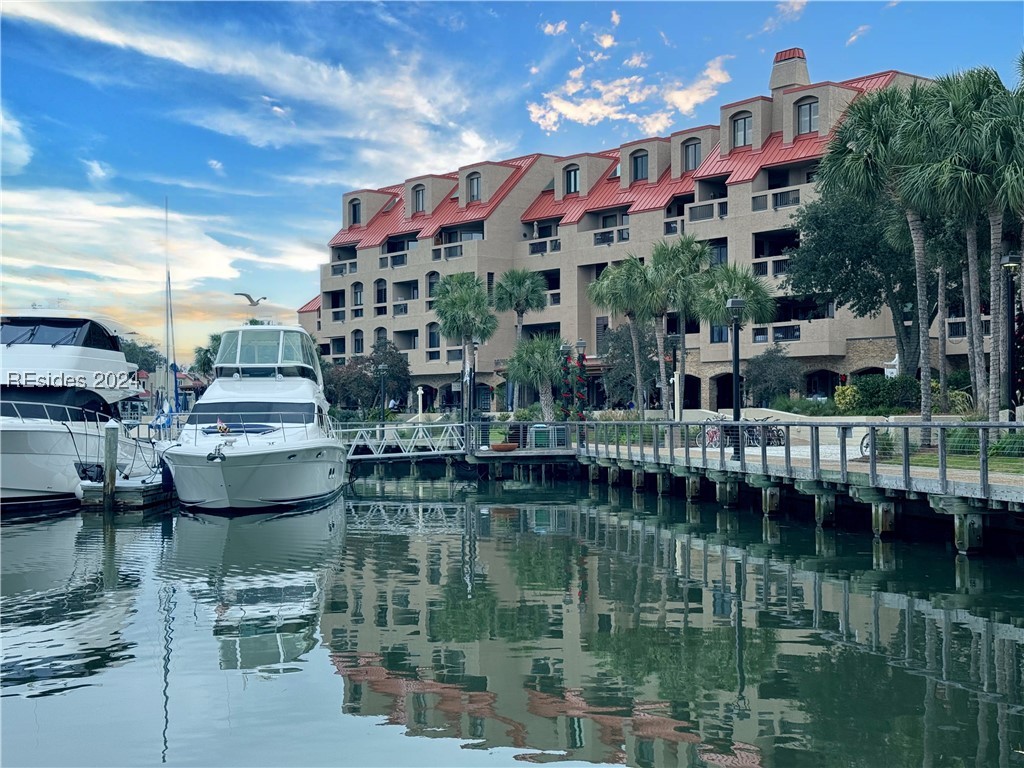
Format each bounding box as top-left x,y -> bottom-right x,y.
214,329 -> 319,383
1,319 -> 119,350
186,402 -> 315,425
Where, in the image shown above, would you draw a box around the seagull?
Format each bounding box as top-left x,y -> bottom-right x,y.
235,293 -> 267,306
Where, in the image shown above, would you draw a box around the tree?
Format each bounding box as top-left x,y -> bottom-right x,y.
121,338 -> 166,372
191,333 -> 221,378
505,335 -> 562,421
493,268 -> 548,411
744,344 -> 803,407
819,83 -> 935,424
323,358 -> 376,414
692,264 -> 775,329
785,190 -> 924,377
369,339 -> 411,410
600,323 -> 658,410
588,260 -> 649,415
623,236 -> 712,420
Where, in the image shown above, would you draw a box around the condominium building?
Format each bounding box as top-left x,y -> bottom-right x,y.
318,49 -> 930,413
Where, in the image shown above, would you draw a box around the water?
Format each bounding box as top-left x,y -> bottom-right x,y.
3,476 -> 1023,767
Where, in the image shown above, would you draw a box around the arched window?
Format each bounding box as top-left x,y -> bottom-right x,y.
630,150 -> 649,182
732,112 -> 753,148
374,327 -> 387,345
374,279 -> 387,304
351,282 -> 364,306
352,329 -> 364,354
426,271 -> 440,298
349,198 -> 361,226
412,184 -> 426,213
467,172 -> 482,202
796,98 -> 819,134
682,139 -> 702,172
564,164 -> 580,194
427,322 -> 441,348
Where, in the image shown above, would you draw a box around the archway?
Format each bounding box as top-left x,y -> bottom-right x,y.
805,369 -> 840,400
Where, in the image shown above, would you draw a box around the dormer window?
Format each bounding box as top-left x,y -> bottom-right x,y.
564,164 -> 580,194
468,172 -> 481,202
630,150 -> 649,182
349,198 -> 362,226
413,184 -> 426,213
732,112 -> 753,148
683,139 -> 702,172
797,98 -> 819,135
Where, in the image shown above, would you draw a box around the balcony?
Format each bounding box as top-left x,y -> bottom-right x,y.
393,303 -> 408,317
444,244 -> 463,259
592,228 -> 629,246
751,194 -> 768,212
331,309 -> 346,322
664,217 -> 684,236
529,237 -> 561,255
772,188 -> 801,209
689,203 -> 714,222
773,325 -> 801,342
331,263 -> 348,276
752,262 -> 768,277
752,327 -> 769,343
771,258 -> 790,277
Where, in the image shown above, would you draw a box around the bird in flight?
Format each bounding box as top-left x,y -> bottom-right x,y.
235,293 -> 267,306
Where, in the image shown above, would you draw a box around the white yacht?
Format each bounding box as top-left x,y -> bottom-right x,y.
161,324 -> 346,511
0,311 -> 160,509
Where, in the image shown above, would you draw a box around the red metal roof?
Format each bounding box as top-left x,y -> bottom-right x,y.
774,47 -> 805,63
327,156 -> 543,250
298,295 -> 321,313
694,131 -> 829,185
840,70 -> 899,93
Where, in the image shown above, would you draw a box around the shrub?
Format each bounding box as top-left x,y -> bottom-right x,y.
885,375 -> 921,410
947,427 -> 980,455
834,385 -> 861,414
948,368 -> 972,394
513,403 -> 543,422
855,375 -> 889,409
771,395 -> 840,416
990,431 -> 1024,458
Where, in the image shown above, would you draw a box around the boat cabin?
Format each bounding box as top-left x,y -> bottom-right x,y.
214,327 -> 322,385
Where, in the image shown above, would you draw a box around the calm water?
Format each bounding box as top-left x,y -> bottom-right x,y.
2,476 -> 1024,768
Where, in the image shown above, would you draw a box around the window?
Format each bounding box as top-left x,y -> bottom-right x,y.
710,242 -> 728,266
631,150 -> 648,182
732,112 -> 753,147
564,164 -> 579,194
468,172 -> 481,202
683,139 -> 701,172
710,325 -> 729,343
427,323 -> 440,348
426,271 -> 440,298
349,199 -> 361,226
375,327 -> 387,344
601,213 -> 617,229
374,279 -> 387,304
352,330 -> 364,354
352,282 -> 364,306
797,99 -> 819,134
412,184 -> 425,213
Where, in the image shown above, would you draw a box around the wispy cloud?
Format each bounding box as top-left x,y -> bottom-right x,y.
528,74 -> 658,133
611,10 -> 621,27
1,106 -> 33,175
846,25 -> 871,46
82,159 -> 113,183
207,159 -> 225,176
542,20 -> 567,36
659,31 -> 674,48
663,55 -> 734,116
749,0 -> 808,37
624,53 -> 649,69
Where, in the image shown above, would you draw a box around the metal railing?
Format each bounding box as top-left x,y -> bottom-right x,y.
175,409 -> 338,447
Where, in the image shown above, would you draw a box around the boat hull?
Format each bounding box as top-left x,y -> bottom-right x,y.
162,439 -> 346,511
0,419 -> 158,504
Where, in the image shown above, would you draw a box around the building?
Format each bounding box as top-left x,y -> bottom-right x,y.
319,49 -> 931,413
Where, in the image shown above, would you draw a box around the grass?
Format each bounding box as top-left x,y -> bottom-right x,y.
900,452 -> 1024,474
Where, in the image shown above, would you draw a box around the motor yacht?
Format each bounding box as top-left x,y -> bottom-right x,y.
0,311 -> 160,509
161,324 -> 346,511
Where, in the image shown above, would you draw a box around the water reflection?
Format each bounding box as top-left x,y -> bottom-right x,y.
1,479 -> 1022,767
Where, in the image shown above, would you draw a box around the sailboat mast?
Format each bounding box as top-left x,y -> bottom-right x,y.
164,199 -> 179,412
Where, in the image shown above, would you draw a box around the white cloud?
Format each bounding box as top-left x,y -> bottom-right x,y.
659,31 -> 674,48
1,107 -> 33,175
846,25 -> 871,45
590,52 -> 610,64
611,10 -> 621,27
750,0 -> 808,37
527,74 -> 658,133
207,159 -> 225,176
82,159 -> 113,183
595,33 -> 616,49
542,20 -> 567,36
663,55 -> 734,116
624,53 -> 649,69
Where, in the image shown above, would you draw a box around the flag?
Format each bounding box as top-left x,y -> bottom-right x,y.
217,418 -> 230,434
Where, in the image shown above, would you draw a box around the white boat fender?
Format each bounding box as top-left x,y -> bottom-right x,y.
74,483 -> 85,501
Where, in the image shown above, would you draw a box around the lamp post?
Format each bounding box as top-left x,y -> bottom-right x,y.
560,343 -> 573,420
1002,251 -> 1021,413
575,337 -> 586,420
376,363 -> 389,424
666,333 -> 681,421
727,297 -> 746,460
470,337 -> 480,422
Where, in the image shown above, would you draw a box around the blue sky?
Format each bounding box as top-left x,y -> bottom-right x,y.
2,1 -> 1021,362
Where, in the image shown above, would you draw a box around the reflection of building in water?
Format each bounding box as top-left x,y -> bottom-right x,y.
322,499 -> 1024,767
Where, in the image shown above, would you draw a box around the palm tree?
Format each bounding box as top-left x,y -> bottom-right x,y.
493,268 -> 548,411
692,264 -> 775,409
505,335 -> 562,421
433,272 -> 498,414
820,83 -> 935,424
191,333 -> 221,378
588,259 -> 650,415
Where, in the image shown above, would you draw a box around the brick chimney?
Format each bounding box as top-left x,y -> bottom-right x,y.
770,48 -> 810,95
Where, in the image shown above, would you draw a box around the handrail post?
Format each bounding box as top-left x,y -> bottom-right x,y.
901,426 -> 911,490
868,426 -> 878,485
938,426 -> 948,494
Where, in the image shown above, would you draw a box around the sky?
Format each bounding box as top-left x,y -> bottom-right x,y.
1,1 -> 1021,364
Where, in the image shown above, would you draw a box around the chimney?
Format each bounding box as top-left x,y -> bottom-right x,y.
770,48 -> 810,94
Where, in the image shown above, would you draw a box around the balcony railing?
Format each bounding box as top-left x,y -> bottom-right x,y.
664,218 -> 684,235
752,327 -> 769,343
393,303 -> 408,317
331,309 -> 346,322
689,203 -> 714,222
948,321 -> 966,338
752,262 -> 768,277
594,230 -> 614,246
772,189 -> 801,209
331,264 -> 347,276
432,248 -> 442,261
717,201 -> 728,218
444,244 -> 463,259
529,238 -> 561,255
772,258 -> 790,276
751,194 -> 768,212
773,325 -> 801,342
391,253 -> 407,268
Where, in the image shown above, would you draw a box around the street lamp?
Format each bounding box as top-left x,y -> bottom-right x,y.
560,343 -> 573,420
666,333 -> 681,421
470,337 -> 481,421
726,296 -> 746,460
376,363 -> 389,424
1002,251 -> 1021,412
575,338 -> 586,419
